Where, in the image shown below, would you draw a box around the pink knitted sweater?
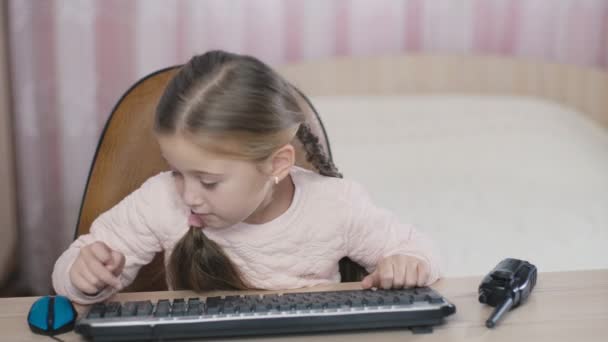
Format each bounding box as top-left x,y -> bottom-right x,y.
53,166 -> 441,304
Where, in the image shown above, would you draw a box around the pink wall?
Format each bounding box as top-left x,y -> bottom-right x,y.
7,0 -> 608,294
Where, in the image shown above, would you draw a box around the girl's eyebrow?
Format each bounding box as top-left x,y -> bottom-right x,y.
193,170 -> 223,177
161,155 -> 223,176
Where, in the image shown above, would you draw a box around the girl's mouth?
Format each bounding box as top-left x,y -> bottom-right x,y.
188,211 -> 208,228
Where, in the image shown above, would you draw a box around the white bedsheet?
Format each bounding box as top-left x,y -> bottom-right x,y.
313,95 -> 608,277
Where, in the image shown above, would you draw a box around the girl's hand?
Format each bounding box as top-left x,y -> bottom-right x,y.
361,255 -> 429,289
69,241 -> 125,295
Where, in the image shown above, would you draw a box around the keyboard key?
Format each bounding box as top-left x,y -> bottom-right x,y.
369,296 -> 384,305
205,296 -> 222,305
254,302 -> 273,313
262,294 -> 279,302
294,303 -> 309,310
187,298 -> 203,316
412,294 -> 428,303
136,301 -> 153,316
223,303 -> 239,314
239,301 -> 255,313
205,297 -> 222,315
415,287 -> 432,294
172,298 -> 186,316
121,302 -> 137,317
154,300 -> 171,317
310,302 -> 324,310
206,306 -> 220,315
87,303 -> 105,319
426,294 -> 444,304
104,302 -> 121,318
349,298 -> 366,307
325,302 -> 338,309
378,294 -> 399,303
397,294 -> 414,305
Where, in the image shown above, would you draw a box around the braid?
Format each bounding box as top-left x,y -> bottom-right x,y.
296,124 -> 343,178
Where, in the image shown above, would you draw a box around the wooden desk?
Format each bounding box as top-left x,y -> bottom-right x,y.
2,270 -> 607,341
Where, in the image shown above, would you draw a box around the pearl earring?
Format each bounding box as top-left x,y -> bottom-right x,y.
274,176 -> 279,185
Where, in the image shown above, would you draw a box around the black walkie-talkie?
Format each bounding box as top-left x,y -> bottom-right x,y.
478,258 -> 537,328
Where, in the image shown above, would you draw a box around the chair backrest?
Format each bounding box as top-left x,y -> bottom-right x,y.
76,66 -> 366,292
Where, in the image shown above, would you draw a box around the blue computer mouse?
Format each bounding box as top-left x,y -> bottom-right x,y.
27,295 -> 77,335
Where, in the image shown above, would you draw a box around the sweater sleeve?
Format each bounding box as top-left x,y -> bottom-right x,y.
344,181 -> 441,285
52,173 -> 170,304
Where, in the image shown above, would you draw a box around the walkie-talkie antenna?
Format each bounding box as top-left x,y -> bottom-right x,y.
485,296 -> 514,328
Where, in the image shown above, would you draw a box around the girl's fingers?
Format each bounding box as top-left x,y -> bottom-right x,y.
87,242 -> 113,264
363,256 -> 432,289
83,254 -> 122,289
361,272 -> 377,289
361,263 -> 389,289
107,251 -> 126,276
79,264 -> 105,289
378,261 -> 394,289
71,271 -> 100,295
417,261 -> 430,287
405,260 -> 419,287
392,257 -> 406,289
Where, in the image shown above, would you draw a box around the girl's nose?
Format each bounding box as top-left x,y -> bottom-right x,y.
182,181 -> 205,207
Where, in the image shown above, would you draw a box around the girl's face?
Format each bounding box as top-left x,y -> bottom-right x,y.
157,133 -> 274,229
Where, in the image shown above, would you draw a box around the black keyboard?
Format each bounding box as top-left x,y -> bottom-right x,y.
75,287 -> 456,341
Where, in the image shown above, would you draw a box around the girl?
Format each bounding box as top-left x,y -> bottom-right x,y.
52,50 -> 441,304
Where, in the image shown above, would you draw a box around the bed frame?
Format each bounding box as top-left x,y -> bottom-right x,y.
278,55 -> 608,130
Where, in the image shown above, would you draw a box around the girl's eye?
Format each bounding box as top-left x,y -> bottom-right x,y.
201,181 -> 218,189
171,170 -> 182,178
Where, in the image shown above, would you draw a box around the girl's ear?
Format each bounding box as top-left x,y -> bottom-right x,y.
269,144 -> 296,182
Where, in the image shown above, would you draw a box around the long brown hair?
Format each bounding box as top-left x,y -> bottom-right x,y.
155,50 -> 341,291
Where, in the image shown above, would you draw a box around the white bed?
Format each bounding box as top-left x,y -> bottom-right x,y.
314,94 -> 608,277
